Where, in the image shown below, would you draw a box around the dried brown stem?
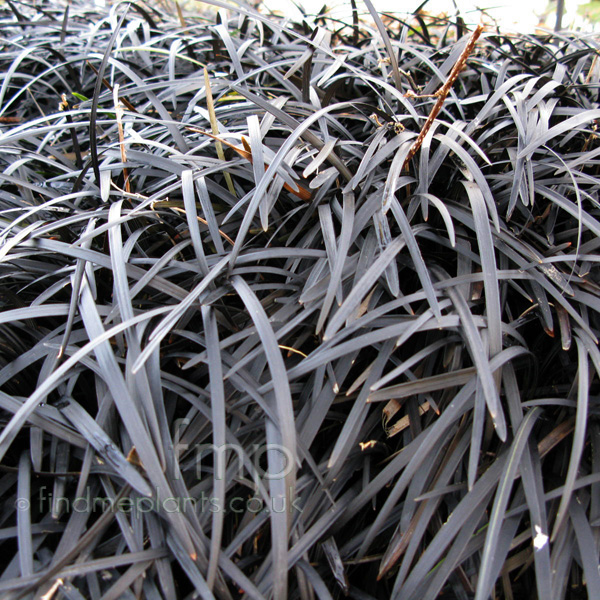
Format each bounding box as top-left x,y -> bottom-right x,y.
403,23 -> 484,170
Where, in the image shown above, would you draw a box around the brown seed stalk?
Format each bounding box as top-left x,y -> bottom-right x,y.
403,23 -> 484,171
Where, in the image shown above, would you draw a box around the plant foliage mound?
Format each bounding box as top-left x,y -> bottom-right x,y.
1,0 -> 600,598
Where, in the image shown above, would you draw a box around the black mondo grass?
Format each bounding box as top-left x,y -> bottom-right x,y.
1,0 -> 600,598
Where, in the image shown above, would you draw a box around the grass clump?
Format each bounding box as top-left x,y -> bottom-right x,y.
1,1 -> 600,598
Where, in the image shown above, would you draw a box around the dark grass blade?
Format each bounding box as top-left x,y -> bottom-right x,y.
58,398 -> 153,498
475,407 -> 543,600
89,6 -> 130,188
551,336 -> 590,540
201,305 -> 227,591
